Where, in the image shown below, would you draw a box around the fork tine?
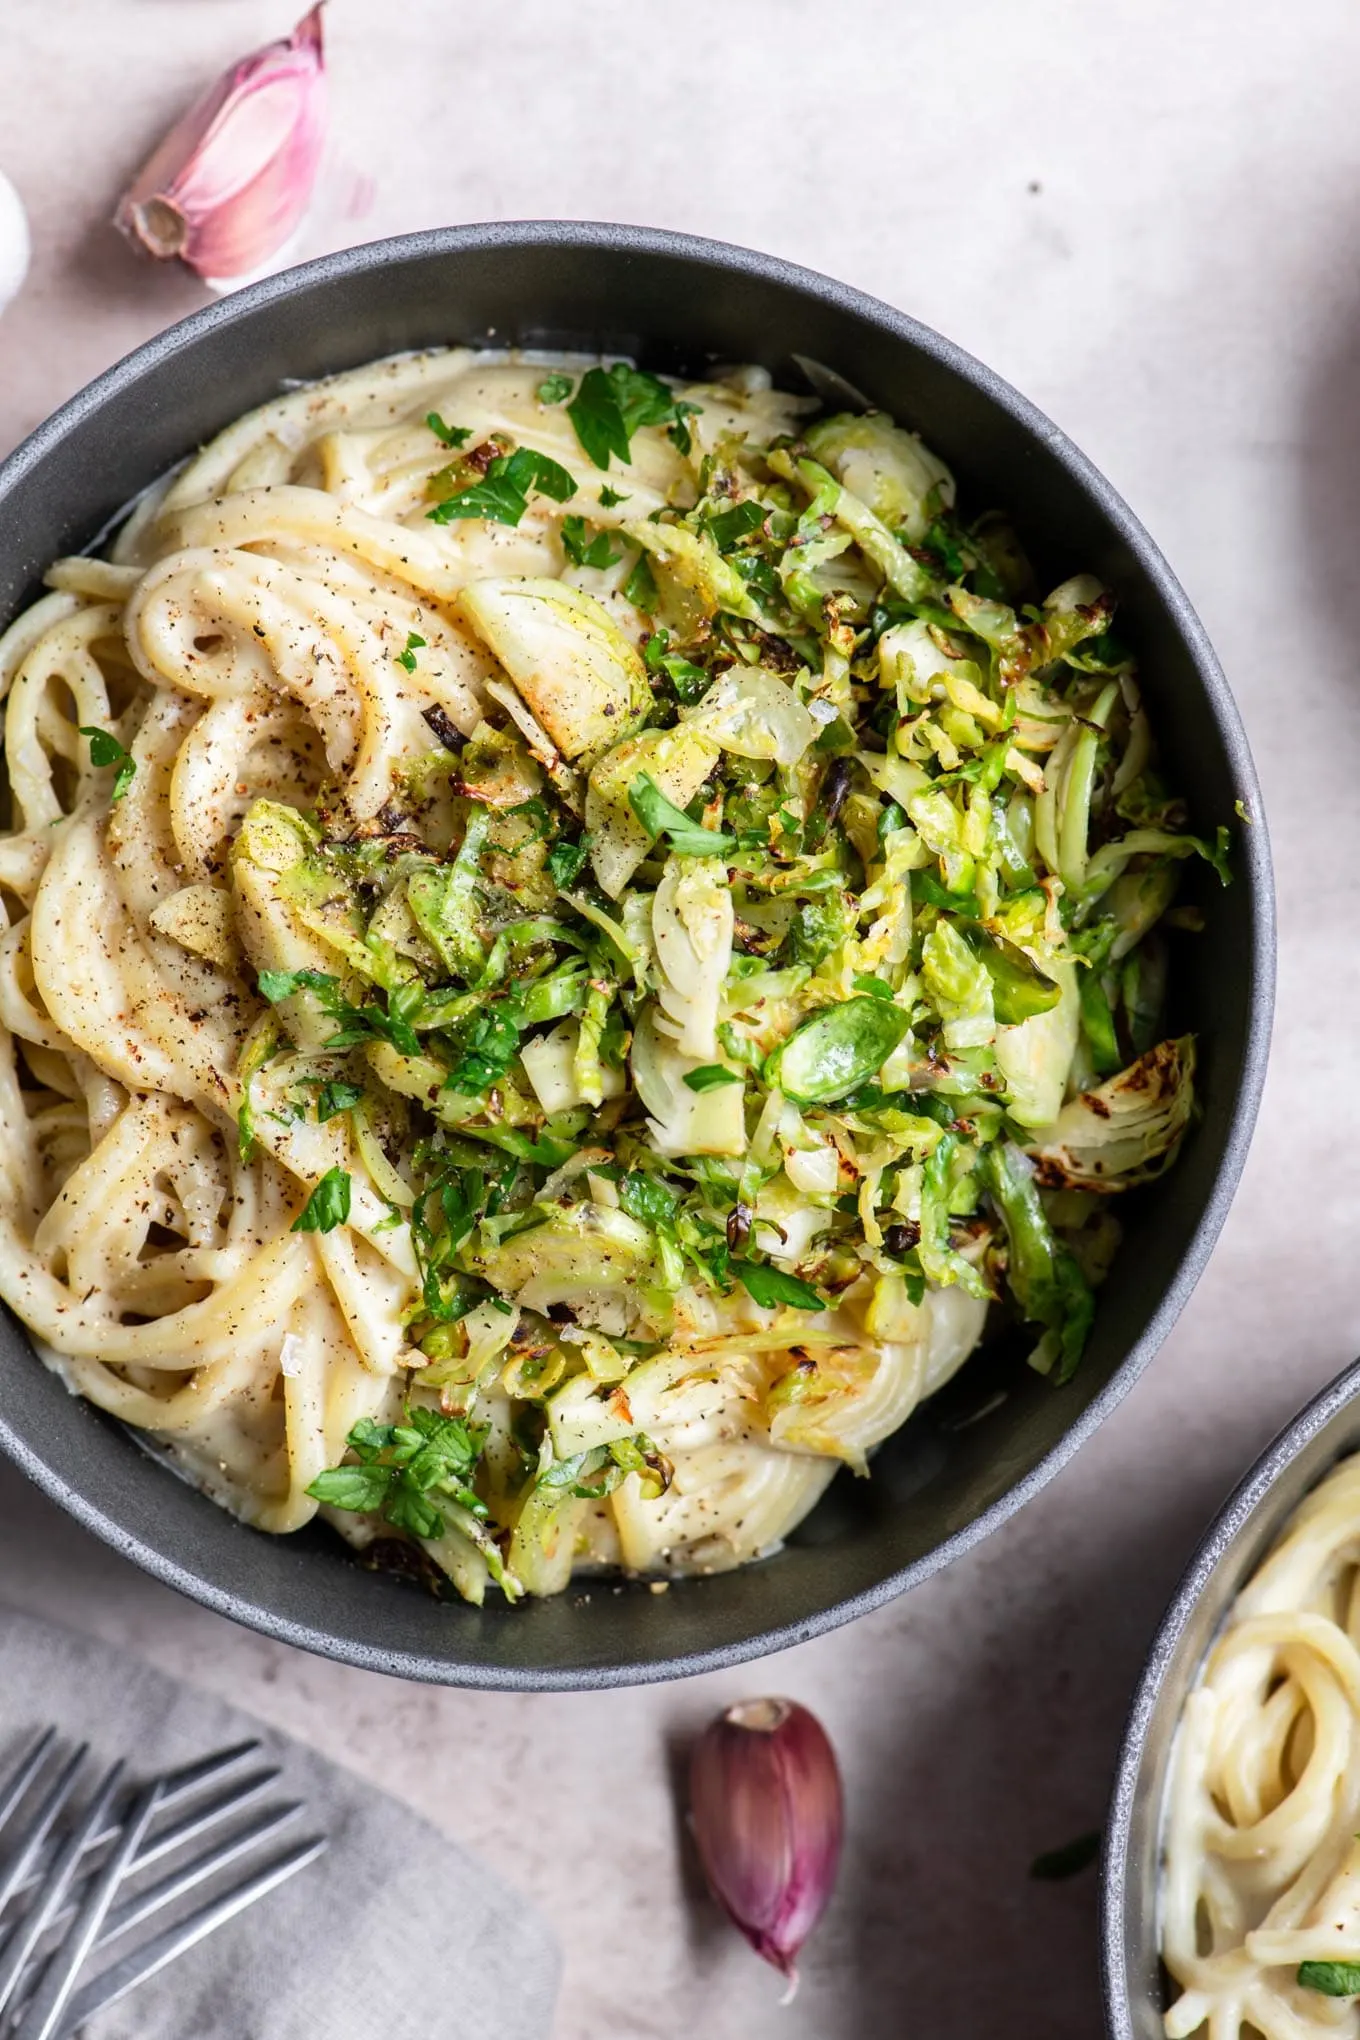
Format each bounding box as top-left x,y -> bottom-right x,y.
97,1799 -> 304,1949
13,1766 -> 286,1940
0,1746 -> 88,1927
3,1743 -> 271,1919
156,1742 -> 262,1804
11,1779 -> 162,2040
0,1734 -> 58,1842
132,1767 -> 283,1876
54,1834 -> 328,2037
0,1760 -> 118,2017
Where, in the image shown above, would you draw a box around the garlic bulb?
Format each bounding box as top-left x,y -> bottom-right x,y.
0,170 -> 30,318
689,1697 -> 843,1992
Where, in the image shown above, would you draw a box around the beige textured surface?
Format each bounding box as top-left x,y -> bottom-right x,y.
1,1 -> 1357,2032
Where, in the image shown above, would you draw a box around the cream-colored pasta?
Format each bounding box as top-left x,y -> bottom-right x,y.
1162,1453 -> 1360,2036
0,345 -> 1017,1605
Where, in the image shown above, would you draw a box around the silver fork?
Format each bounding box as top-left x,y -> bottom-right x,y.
0,1728 -> 326,2038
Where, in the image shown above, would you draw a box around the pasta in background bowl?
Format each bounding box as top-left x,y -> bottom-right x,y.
1104,1358 -> 1360,2040
0,224 -> 1272,1686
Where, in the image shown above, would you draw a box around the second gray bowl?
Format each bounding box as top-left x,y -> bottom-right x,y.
1102,1356 -> 1360,2036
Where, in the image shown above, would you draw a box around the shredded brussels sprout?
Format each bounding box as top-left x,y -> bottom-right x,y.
266,366 -> 1227,1600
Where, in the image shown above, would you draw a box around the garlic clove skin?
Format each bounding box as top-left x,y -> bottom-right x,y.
0,169 -> 30,319
114,4 -> 327,289
689,1697 -> 844,1989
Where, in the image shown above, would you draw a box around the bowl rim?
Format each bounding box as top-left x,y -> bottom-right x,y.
0,218 -> 1276,1687
1100,1356 -> 1360,2035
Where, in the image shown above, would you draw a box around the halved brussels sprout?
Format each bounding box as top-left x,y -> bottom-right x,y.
476,1202 -> 655,1332
768,996 -> 910,1105
652,855 -> 733,1063
682,666 -> 817,766
230,800 -> 346,1050
805,412 -> 955,542
1024,1036 -> 1196,1190
458,577 -> 650,760
621,518 -> 762,621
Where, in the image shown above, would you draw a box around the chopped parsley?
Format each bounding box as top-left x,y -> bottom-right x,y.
79,726 -> 136,801
426,412 -> 472,448
536,373 -> 573,405
566,363 -> 701,471
706,499 -> 767,551
623,550 -> 658,611
1299,1962 -> 1360,1998
446,998 -> 522,1096
547,836 -> 592,887
734,1264 -> 825,1312
427,446 -> 577,528
683,1065 -> 742,1093
256,969 -> 422,1059
291,1166 -> 352,1234
628,773 -> 735,857
307,1406 -> 488,1541
315,1079 -> 364,1123
560,514 -> 621,570
397,631 -> 425,673
617,1171 -> 678,1230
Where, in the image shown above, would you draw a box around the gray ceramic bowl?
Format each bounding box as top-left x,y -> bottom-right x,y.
0,222 -> 1274,1688
1102,1359 -> 1360,2036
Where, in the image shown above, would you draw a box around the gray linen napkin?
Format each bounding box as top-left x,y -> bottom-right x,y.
0,1605 -> 559,2039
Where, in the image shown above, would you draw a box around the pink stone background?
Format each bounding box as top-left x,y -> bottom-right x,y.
3,3 -> 1357,2032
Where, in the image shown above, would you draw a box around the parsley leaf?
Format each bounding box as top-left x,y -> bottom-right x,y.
560,514 -> 621,570
683,1065 -> 741,1093
734,1263 -> 825,1311
397,630 -> 425,673
78,726 -> 136,801
307,1463 -> 392,1512
257,966 -> 333,1003
291,1166 -> 352,1234
307,1405 -> 488,1543
567,363 -> 702,471
536,1435 -> 670,1501
427,446 -> 577,528
536,373 -> 573,404
617,1172 -> 678,1230
446,998 -> 522,1095
628,772 -> 734,857
1299,1962 -> 1360,1998
623,551 -> 658,612
256,969 -> 422,1059
315,1079 -> 364,1123
426,412 -> 472,448
706,499 -> 767,551
598,485 -> 629,508
659,653 -> 709,702
547,837 -> 592,887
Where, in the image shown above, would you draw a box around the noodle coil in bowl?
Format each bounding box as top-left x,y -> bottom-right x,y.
0,224 -> 1271,1687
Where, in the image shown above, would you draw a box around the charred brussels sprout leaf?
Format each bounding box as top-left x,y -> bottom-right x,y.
981,1142 -> 1094,1382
